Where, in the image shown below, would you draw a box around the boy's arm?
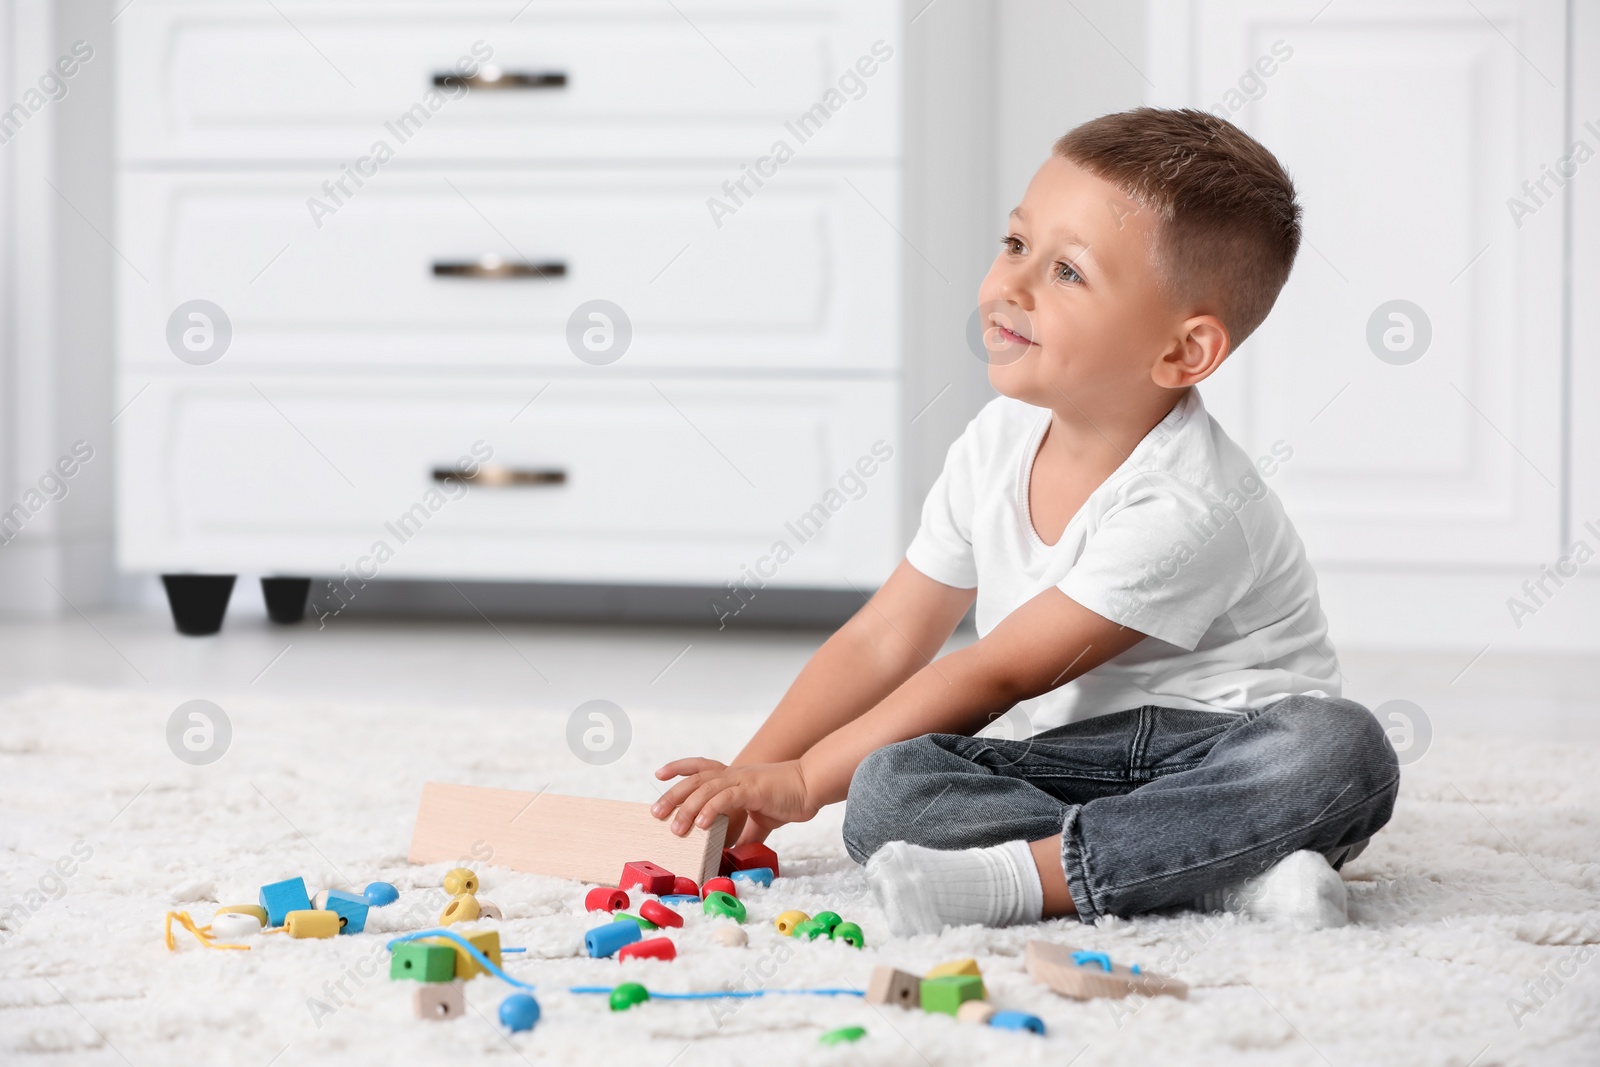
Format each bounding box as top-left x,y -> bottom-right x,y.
654,585 -> 1149,836
729,558 -> 978,766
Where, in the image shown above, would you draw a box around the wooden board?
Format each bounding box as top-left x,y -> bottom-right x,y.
407,782 -> 727,885
1024,941 -> 1188,1001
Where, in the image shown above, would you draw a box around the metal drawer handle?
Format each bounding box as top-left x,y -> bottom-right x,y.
433,465 -> 567,487
433,69 -> 567,91
432,255 -> 567,280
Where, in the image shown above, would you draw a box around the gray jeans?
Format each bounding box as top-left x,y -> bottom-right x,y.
842,694 -> 1400,924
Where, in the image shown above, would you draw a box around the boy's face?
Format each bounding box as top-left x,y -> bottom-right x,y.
978,155 -> 1184,411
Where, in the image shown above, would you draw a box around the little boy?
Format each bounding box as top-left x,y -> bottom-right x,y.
652,108 -> 1399,933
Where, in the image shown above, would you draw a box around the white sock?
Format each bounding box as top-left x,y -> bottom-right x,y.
865,839 -> 1045,937
1197,850 -> 1349,929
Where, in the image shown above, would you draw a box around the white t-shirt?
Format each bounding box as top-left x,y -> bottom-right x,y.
905,386 -> 1340,731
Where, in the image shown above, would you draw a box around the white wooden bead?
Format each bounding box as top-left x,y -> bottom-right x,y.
210,912 -> 263,939
709,923 -> 747,947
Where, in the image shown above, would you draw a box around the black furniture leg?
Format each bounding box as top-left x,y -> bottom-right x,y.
161,574 -> 237,636
261,577 -> 312,625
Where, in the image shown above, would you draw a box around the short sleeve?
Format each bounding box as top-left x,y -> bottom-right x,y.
904,424 -> 979,589
1057,477 -> 1256,650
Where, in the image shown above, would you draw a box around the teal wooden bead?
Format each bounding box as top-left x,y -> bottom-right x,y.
258,877 -> 311,928
610,982 -> 650,1011
321,888 -> 369,934
658,894 -> 701,908
612,912 -> 658,932
363,881 -> 399,906
831,922 -> 865,948
586,920 -> 642,958
701,891 -> 746,923
793,918 -> 828,941
819,1025 -> 866,1045
811,911 -> 843,933
498,993 -> 540,1032
990,1010 -> 1046,1035
729,867 -> 773,888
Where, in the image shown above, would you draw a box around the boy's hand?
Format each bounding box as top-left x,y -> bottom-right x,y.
651,758 -> 817,842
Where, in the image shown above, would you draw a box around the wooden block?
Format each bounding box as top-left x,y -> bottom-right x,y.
956,1000 -> 998,1025
722,842 -> 780,878
425,928 -> 501,980
408,782 -> 727,885
413,980 -> 465,1021
921,975 -> 985,1015
927,958 -> 981,979
391,942 -> 456,982
620,860 -> 674,895
1024,941 -> 1188,1001
865,966 -> 922,1010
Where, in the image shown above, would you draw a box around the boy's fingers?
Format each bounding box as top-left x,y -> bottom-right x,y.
696,785 -> 750,830
655,757 -> 721,780
669,777 -> 734,836
650,772 -> 710,818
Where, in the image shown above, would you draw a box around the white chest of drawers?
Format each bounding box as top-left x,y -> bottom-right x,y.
115,0 -> 919,624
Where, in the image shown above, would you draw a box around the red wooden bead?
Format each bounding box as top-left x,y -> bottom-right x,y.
619,861 -> 675,896
617,936 -> 676,962
670,876 -> 700,897
585,887 -> 629,912
702,877 -> 737,899
725,842 -> 781,879
639,900 -> 683,928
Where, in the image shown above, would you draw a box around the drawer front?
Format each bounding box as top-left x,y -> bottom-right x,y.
117,1 -> 901,162
117,169 -> 899,372
115,377 -> 903,586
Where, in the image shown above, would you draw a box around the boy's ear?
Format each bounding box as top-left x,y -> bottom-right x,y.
1152,314 -> 1230,388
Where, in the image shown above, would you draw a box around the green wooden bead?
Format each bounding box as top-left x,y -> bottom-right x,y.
701,891 -> 746,923
920,975 -> 985,1016
811,911 -> 843,932
609,982 -> 650,1011
612,912 -> 658,932
390,942 -> 456,982
793,918 -> 828,940
831,922 -> 865,948
819,1025 -> 866,1045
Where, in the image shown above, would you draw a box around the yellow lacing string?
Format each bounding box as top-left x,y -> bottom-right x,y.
164,910 -> 252,952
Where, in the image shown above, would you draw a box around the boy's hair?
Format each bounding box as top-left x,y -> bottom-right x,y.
1054,107 -> 1301,349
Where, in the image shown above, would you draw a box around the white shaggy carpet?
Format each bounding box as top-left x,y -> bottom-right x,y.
1,685 -> 1597,1067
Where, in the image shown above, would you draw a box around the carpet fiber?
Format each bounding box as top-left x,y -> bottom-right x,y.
1,685 -> 1597,1066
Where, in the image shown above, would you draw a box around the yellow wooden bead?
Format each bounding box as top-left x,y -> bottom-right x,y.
443,868 -> 479,895
774,910 -> 810,936
284,909 -> 340,939
927,957 -> 982,979
440,893 -> 480,926
425,928 -> 501,980
216,904 -> 268,926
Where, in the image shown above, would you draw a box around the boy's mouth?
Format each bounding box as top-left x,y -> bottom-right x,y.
989,320 -> 1037,347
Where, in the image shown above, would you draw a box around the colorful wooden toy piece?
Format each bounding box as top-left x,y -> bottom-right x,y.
810,911 -> 842,934
443,867 -> 479,895
617,937 -> 677,962
702,891 -> 746,923
1024,941 -> 1187,1001
670,876 -> 701,897
209,912 -> 262,939
440,893 -> 480,926
612,912 -> 657,933
702,877 -> 737,898
920,975 -> 985,1016
721,842 -> 780,879
793,919 -> 829,941
865,966 -> 922,1009
216,904 -> 269,925
709,923 -> 747,947
990,1011 -> 1046,1034
426,929 -> 501,980
322,889 -> 369,934
413,980 -> 465,1020
658,894 -> 701,908
284,909 -> 340,939
957,1000 -> 998,1025
586,920 -> 642,958
729,867 -> 774,889
586,887 -> 629,912
831,922 -> 865,948
364,881 -> 399,906
619,860 -> 675,895
639,900 -> 683,928
610,982 -> 649,1011
258,877 -> 311,928
410,784 -> 727,886
819,1026 -> 866,1045
476,899 -> 502,921
774,910 -> 810,936
391,942 -> 457,982
926,958 -> 981,979
499,992 -> 540,1032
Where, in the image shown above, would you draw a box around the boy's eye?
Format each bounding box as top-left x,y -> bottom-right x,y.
1000,234 -> 1025,255
1056,261 -> 1083,284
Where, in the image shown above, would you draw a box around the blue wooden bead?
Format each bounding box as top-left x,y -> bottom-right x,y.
259,877 -> 311,928
989,1011 -> 1046,1035
658,894 -> 701,907
322,889 -> 369,934
364,881 -> 399,906
498,992 -> 540,1032
729,867 -> 774,888
585,920 -> 642,958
